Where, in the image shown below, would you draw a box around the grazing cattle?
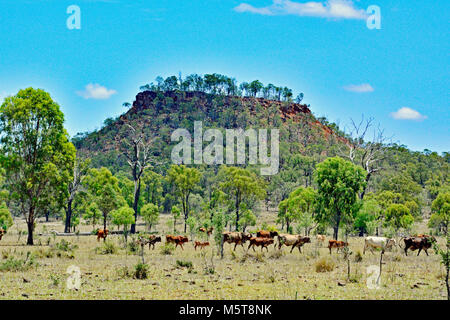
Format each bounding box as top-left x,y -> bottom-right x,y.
222,232 -> 252,251
316,235 -> 326,245
403,236 -> 435,256
328,240 -> 348,254
194,241 -> 210,250
291,236 -> 311,253
278,234 -> 310,253
363,236 -> 396,254
0,228 -> 6,241
96,229 -> 109,242
256,230 -> 278,239
138,235 -> 162,250
166,235 -> 189,250
248,237 -> 274,252
199,227 -> 214,237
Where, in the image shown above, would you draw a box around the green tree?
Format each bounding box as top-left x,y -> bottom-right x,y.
385,204 -> 414,232
82,202 -> 102,231
315,157 -> 366,240
85,167 -> 125,231
171,205 -> 181,232
0,88 -> 76,245
110,206 -> 135,242
141,203 -> 159,231
289,187 -> 317,236
429,191 -> 450,235
0,201 -> 13,230
218,166 -> 266,231
167,165 -> 201,233
238,203 -> 257,232
354,199 -> 380,236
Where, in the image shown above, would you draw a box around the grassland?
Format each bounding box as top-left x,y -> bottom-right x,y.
0,214 -> 447,300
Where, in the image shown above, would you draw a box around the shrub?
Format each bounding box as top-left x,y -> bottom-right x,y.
354,250 -> 363,263
160,243 -> 175,255
116,266 -> 131,279
134,263 -> 149,279
0,252 -> 37,272
176,260 -> 193,269
95,241 -> 118,255
315,257 -> 335,273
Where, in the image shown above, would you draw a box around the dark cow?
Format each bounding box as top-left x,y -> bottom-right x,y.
96,229 -> 109,242
257,230 -> 278,239
194,241 -> 210,250
222,231 -> 252,251
291,236 -> 311,253
328,240 -> 348,254
0,228 -> 6,241
166,235 -> 189,250
138,235 -> 161,250
199,227 -> 214,237
403,236 -> 435,256
247,237 -> 274,252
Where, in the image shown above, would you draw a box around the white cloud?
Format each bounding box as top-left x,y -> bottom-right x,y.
343,83 -> 374,93
77,83 -> 117,100
234,0 -> 367,20
390,107 -> 427,121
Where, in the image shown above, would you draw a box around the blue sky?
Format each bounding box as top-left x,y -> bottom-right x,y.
0,0 -> 448,152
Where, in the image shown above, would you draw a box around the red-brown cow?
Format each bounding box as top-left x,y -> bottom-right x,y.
0,228 -> 6,241
247,237 -> 274,252
328,240 -> 348,254
194,241 -> 210,250
256,230 -> 278,238
222,232 -> 252,251
96,229 -> 109,242
166,235 -> 189,250
199,227 -> 214,237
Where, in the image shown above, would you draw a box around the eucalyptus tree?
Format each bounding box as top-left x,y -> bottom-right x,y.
116,123 -> 154,233
0,88 -> 76,245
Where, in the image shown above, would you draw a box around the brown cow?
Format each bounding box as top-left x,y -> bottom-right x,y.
222,231 -> 252,251
138,235 -> 161,250
166,235 -> 189,250
199,227 -> 214,237
0,228 -> 6,241
256,230 -> 278,238
328,240 -> 348,254
403,236 -> 435,256
291,236 -> 311,253
194,241 -> 210,250
96,229 -> 109,242
248,237 -> 274,252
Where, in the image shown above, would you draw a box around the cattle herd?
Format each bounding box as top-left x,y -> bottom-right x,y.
92,228 -> 437,257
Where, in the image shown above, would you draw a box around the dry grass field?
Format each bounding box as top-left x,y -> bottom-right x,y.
0,213 -> 447,300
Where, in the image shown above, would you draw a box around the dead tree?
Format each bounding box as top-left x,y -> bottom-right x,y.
117,123 -> 154,234
65,157 -> 90,233
342,115 -> 391,199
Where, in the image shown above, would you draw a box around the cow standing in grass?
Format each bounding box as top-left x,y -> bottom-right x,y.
328,240 -> 348,254
222,232 -> 252,251
166,235 -> 189,250
278,234 -> 311,253
248,237 -> 274,252
96,229 -> 109,242
363,236 -> 396,254
403,235 -> 435,256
